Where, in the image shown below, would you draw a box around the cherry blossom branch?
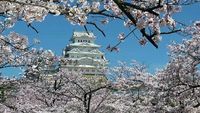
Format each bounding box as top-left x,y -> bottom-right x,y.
92,92 -> 110,113
85,84 -> 111,96
0,0 -> 49,9
140,28 -> 158,48
113,0 -> 159,48
89,10 -> 123,20
107,28 -> 137,52
122,2 -> 161,16
83,84 -> 111,113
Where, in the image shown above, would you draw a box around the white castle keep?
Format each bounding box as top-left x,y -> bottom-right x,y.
61,31 -> 108,75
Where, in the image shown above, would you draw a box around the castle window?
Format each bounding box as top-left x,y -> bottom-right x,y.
65,54 -> 69,57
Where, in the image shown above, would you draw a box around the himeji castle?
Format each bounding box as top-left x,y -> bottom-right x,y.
61,31 -> 108,75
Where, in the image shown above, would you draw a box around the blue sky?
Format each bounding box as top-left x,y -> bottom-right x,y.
2,3 -> 200,76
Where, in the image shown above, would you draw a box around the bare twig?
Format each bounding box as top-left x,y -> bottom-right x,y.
86,22 -> 106,37
27,24 -> 39,33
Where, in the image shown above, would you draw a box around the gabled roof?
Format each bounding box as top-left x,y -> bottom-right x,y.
69,43 -> 100,47
72,31 -> 95,39
67,48 -> 103,54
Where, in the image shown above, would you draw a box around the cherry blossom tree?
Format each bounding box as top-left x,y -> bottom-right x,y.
0,31 -> 59,112
0,60 -> 158,113
108,61 -> 160,113
0,32 -> 30,69
1,39 -> 200,113
0,69 -> 110,113
0,31 -> 59,78
156,22 -> 200,112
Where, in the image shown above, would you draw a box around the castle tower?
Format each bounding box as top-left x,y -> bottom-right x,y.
61,31 -> 108,75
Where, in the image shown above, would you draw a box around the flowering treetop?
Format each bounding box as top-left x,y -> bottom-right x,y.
0,0 -> 197,49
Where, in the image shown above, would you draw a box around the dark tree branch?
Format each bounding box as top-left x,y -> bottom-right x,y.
140,28 -> 158,48
85,84 -> 111,96
27,24 -> 39,33
93,92 -> 109,112
86,22 -> 106,37
84,25 -> 89,35
113,0 -> 137,25
83,84 -> 111,113
113,0 -> 158,48
160,29 -> 181,35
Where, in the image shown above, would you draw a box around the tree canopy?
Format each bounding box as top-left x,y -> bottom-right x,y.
0,0 -> 200,113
